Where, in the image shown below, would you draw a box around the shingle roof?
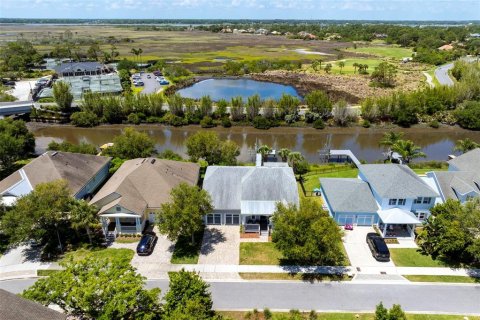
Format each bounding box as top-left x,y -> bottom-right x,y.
320,178 -> 379,213
431,171 -> 480,201
203,166 -> 299,211
90,158 -> 200,215
54,61 -> 103,74
359,164 -> 438,199
448,148 -> 480,172
0,289 -> 66,320
0,151 -> 111,197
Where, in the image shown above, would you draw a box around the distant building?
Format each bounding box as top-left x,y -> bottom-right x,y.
54,61 -> 113,77
438,44 -> 454,51
58,74 -> 123,99
469,33 -> 480,38
374,33 -> 388,39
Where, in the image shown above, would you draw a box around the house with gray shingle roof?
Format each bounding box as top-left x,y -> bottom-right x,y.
427,148 -> 480,203
320,162 -> 440,238
90,158 -> 200,236
202,165 -> 299,230
0,289 -> 66,320
0,151 -> 111,206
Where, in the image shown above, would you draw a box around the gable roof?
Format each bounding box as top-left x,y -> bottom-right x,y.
0,289 -> 66,320
90,158 -> 200,215
0,151 -> 111,197
359,164 -> 439,199
54,61 -> 103,74
320,178 -> 379,213
430,171 -> 480,201
203,166 -> 299,211
448,148 -> 480,172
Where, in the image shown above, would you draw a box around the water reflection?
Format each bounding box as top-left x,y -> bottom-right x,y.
32,125 -> 480,163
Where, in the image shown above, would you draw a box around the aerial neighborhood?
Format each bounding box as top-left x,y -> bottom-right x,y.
0,7 -> 480,320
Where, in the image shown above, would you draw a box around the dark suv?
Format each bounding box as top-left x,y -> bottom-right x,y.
366,232 -> 390,262
136,232 -> 158,256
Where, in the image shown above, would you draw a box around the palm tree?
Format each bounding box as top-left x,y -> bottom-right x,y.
379,131 -> 404,148
257,145 -> 272,161
391,139 -> 426,163
130,48 -> 142,63
288,151 -> 305,173
338,61 -> 345,74
454,138 -> 479,154
70,200 -> 99,244
353,62 -> 359,74
278,148 -> 291,162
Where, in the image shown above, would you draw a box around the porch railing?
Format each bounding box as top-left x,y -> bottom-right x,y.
244,224 -> 260,234
118,225 -> 138,234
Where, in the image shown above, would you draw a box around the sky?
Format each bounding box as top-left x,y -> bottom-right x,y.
0,0 -> 479,21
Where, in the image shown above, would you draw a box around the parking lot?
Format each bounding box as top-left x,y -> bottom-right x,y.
133,72 -> 164,94
342,226 -> 395,268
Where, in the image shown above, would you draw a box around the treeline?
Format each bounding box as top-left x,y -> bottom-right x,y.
224,60 -> 302,75
361,60 -> 480,128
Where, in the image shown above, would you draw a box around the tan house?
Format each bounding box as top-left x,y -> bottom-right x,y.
90,158 -> 200,236
438,44 -> 454,51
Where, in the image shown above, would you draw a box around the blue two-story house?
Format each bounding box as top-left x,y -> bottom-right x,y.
321,163 -> 440,238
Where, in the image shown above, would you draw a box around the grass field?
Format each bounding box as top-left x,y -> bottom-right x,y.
239,272 -> 352,281
411,167 -> 447,175
240,242 -> 283,265
405,275 -> 479,283
62,248 -> 134,264
389,248 -> 447,267
302,167 -> 359,192
345,46 -> 414,60
219,311 -> 479,320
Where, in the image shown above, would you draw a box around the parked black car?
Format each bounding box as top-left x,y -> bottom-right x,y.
136,232 -> 158,256
366,232 -> 390,262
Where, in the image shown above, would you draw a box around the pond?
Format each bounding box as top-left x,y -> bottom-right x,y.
176,78 -> 301,101
30,124 -> 480,164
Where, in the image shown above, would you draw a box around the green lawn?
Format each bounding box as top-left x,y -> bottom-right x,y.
170,229 -> 204,264
239,272 -> 351,281
325,58 -> 385,75
302,167 -> 359,192
390,248 -> 447,267
62,248 -> 134,264
411,167 -> 447,175
240,242 -> 283,265
345,46 -> 413,59
219,311 -> 479,320
405,275 -> 479,283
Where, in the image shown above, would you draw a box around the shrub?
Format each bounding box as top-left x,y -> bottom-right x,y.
127,113 -> 141,125
284,114 -> 297,124
200,116 -> 215,128
313,118 -> 325,129
158,149 -> 183,161
362,119 -> 371,128
304,111 -> 320,123
161,112 -> 185,126
70,111 -> 99,127
221,117 -> 232,128
252,116 -> 271,129
455,101 -> 480,130
428,120 -> 440,128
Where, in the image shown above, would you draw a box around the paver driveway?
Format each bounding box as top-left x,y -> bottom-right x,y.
198,226 -> 240,265
343,226 -> 395,268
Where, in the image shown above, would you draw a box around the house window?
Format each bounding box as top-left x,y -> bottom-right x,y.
414,197 -> 422,204
398,199 -> 406,206
389,199 -> 397,205
423,197 -> 431,204
225,214 -> 240,225
206,214 -> 221,225
415,212 -> 426,220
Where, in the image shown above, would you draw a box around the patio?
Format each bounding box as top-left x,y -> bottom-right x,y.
377,208 -> 421,238
101,214 -> 144,235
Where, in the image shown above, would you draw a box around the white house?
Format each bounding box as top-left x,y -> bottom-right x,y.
321,163 -> 440,238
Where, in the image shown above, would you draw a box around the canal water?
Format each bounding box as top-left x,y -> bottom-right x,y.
31,125 -> 480,163
176,78 -> 301,101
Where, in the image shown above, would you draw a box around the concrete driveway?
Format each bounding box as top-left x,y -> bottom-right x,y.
0,244 -> 55,279
198,226 -> 240,265
342,226 -> 395,268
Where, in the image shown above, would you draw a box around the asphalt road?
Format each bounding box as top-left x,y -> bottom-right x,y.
137,72 -> 162,94
2,279 -> 479,314
434,63 -> 454,86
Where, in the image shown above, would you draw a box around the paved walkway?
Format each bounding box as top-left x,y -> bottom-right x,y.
387,238 -> 418,249
343,227 -> 395,268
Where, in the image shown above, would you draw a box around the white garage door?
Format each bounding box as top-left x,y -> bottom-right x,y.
338,215 -> 355,225
356,215 -> 374,226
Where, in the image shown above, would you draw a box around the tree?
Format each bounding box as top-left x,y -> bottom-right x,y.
311,59 -> 323,72
48,141 -> 97,155
70,199 -> 99,244
388,304 -> 407,320
379,131 -> 404,149
0,118 -> 35,176
278,148 -> 291,162
0,40 -> 41,71
257,145 -> 272,161
130,48 -> 143,63
304,90 -> 332,118
199,95 -> 213,117
104,127 -> 155,159
70,111 -> 100,127
454,138 -> 479,154
287,151 -> 306,174
215,99 -> 228,118
163,270 -> 216,320
278,93 -> 300,117
246,94 -> 262,121
455,101 -> 480,130
371,62 -> 398,87
87,43 -> 102,61
157,183 -> 213,245
332,100 -> 353,126
324,63 -> 332,74
375,302 -> 389,320
353,62 -> 359,74
158,149 -> 183,161
185,131 -> 239,165
271,198 -> 345,265
338,61 -> 345,74
1,180 -> 72,248
22,254 -> 162,319
391,139 -> 426,163
230,96 -> 245,121
52,81 -> 73,112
